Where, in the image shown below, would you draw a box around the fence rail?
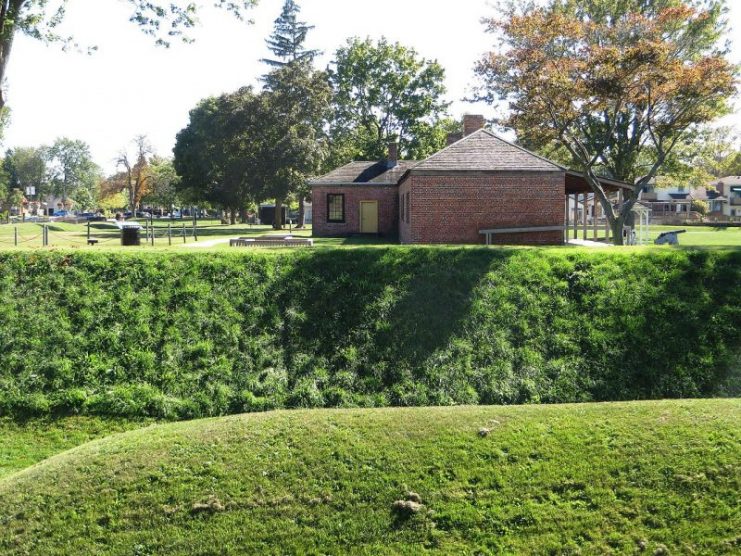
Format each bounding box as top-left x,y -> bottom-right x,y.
0,221 -> 306,248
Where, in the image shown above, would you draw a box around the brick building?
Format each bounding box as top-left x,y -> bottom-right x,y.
310,116 -> 628,245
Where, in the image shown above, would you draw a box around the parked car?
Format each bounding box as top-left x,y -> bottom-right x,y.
123,211 -> 151,219
52,210 -> 72,217
79,212 -> 107,222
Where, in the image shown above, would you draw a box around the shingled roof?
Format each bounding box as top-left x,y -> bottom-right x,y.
309,160 -> 418,186
411,129 -> 563,173
310,129 -> 567,186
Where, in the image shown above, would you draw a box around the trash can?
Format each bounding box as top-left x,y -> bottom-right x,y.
121,225 -> 141,246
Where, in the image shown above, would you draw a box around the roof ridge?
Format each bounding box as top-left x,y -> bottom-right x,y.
411,128 -> 564,171
479,129 -> 566,171
410,128 -> 488,169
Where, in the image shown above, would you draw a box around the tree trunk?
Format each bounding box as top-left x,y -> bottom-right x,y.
610,218 -> 625,246
296,197 -> 305,229
273,198 -> 284,230
229,208 -> 236,225
239,207 -> 248,224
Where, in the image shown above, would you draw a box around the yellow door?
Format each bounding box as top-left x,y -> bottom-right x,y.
360,201 -> 379,234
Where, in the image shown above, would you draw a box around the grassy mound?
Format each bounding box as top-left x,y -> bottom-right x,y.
1,400 -> 739,554
0,417 -> 147,479
1,248 -> 739,418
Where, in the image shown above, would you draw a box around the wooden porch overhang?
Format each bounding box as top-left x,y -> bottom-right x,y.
565,171 -> 633,195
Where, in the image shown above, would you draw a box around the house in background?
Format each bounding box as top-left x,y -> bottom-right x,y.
640,183 -> 705,222
641,176 -> 741,222
310,115 -> 631,245
712,176 -> 741,218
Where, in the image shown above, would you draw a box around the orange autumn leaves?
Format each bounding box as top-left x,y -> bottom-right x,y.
476,2 -> 737,147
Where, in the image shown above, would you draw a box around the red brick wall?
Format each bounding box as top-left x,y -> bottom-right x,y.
399,177 -> 412,244
312,186 -> 398,237
404,172 -> 565,245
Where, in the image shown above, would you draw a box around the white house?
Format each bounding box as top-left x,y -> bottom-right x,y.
711,176 -> 741,218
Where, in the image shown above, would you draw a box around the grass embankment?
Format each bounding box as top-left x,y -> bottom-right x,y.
1,248 -> 739,418
0,417 -> 148,479
1,400 -> 739,554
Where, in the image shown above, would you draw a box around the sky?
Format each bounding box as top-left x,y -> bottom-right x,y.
3,0 -> 740,174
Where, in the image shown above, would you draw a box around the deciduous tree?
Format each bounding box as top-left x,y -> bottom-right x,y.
142,156 -> 181,212
475,0 -> 737,244
115,135 -> 154,213
174,88 -> 263,224
175,69 -> 331,228
45,137 -> 100,210
330,37 -> 450,162
3,146 -> 47,195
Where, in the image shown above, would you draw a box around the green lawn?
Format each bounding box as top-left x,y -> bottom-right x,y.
1,221 -> 739,251
649,225 -> 741,246
0,221 -> 392,250
0,417 -> 149,479
1,400 -> 739,554
566,224 -> 741,247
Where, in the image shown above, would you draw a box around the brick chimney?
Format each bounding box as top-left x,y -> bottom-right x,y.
463,114 -> 486,136
386,141 -> 399,168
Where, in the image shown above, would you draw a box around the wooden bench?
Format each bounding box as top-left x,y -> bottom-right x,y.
230,236 -> 314,248
479,226 -> 565,245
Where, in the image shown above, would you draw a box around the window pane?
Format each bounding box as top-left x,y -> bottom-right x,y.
327,194 -> 344,222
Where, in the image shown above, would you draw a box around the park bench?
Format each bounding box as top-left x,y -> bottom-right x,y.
479,226 -> 565,245
229,236 -> 314,248
87,239 -> 99,246
654,230 -> 686,245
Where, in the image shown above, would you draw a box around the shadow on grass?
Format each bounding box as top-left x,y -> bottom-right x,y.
276,248 -> 511,396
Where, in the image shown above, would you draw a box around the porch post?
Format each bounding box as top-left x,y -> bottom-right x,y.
582,194 -> 588,240
592,195 -> 598,240
564,194 -> 570,244
573,194 -> 579,240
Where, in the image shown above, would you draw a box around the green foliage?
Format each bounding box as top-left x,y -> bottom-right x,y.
0,249 -> 738,419
692,199 -> 710,215
142,156 -> 181,209
44,137 -> 101,210
260,0 -> 320,68
0,401 -> 738,553
2,146 -> 47,195
175,70 -> 331,223
173,89 -> 261,214
329,37 -> 450,162
655,126 -> 741,187
475,0 -> 737,243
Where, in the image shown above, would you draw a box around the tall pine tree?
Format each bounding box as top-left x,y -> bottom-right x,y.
261,0 -> 325,228
261,0 -> 320,67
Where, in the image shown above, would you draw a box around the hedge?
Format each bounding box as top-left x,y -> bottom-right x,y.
0,248 -> 738,418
